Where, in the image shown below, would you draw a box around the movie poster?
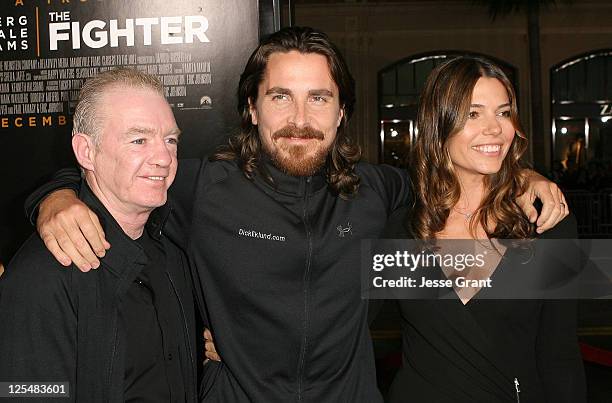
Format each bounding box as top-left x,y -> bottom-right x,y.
0,0 -> 267,262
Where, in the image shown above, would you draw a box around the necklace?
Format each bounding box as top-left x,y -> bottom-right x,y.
453,207 -> 475,221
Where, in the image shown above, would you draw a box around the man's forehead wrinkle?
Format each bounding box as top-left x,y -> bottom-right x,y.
124,125 -> 181,138
126,126 -> 156,135
263,57 -> 337,86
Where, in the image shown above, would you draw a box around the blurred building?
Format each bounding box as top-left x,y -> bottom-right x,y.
290,0 -> 612,174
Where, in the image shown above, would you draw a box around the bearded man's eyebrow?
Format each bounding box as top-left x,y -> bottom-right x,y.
309,89 -> 334,97
266,87 -> 292,96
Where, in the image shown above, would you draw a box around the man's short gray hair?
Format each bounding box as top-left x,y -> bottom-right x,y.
72,67 -> 165,145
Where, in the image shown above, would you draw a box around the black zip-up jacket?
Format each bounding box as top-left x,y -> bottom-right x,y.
3,184 -> 200,402
25,159 -> 411,403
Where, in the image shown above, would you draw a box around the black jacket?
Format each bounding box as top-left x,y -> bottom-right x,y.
380,208 -> 586,403
25,159 -> 411,402
2,184 -> 200,402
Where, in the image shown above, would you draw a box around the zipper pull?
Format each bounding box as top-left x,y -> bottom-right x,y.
514,377 -> 521,403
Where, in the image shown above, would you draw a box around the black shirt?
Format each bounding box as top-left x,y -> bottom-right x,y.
120,230 -> 187,403
382,208 -> 586,403
12,182 -> 199,402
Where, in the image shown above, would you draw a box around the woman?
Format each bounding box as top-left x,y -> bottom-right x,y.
385,57 -> 586,402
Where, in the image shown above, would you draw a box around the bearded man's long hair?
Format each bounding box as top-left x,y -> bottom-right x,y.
212,26 -> 361,198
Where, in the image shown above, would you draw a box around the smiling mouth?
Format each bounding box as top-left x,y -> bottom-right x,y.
472,144 -> 502,154
143,176 -> 167,181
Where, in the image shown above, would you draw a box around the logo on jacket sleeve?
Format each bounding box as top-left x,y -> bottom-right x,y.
336,222 -> 352,237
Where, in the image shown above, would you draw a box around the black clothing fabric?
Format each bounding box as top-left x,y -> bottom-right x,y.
382,208 -> 586,403
120,230 -> 187,403
25,158 -> 411,403
1,184 -> 199,403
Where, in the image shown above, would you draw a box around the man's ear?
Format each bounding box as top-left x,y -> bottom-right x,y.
337,106 -> 345,128
248,97 -> 258,125
72,133 -> 96,171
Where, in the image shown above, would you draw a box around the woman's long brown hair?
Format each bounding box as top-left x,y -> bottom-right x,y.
410,57 -> 533,240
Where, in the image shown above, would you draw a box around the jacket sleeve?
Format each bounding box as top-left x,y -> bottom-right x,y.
535,214 -> 586,402
378,165 -> 412,215
0,247 -> 77,402
358,164 -> 412,217
24,167 -> 82,226
368,299 -> 386,325
535,300 -> 586,402
161,158 -> 206,250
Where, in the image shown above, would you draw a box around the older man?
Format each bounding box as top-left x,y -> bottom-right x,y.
28,27 -> 567,402
0,69 -> 200,402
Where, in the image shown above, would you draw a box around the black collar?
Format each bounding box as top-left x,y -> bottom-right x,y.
253,158 -> 328,197
145,197 -> 173,241
78,182 -> 171,277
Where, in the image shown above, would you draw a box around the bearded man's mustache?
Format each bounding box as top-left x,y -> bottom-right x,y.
272,126 -> 325,141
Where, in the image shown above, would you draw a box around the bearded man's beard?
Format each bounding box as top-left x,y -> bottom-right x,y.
263,126 -> 333,177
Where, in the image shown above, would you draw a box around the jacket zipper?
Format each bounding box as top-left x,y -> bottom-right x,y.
166,271 -> 197,403
297,177 -> 313,402
514,377 -> 520,403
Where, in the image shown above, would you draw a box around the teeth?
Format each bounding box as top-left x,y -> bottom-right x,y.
473,145 -> 501,153
147,176 -> 165,181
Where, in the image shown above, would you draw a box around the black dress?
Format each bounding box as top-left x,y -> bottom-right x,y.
383,208 -> 586,403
